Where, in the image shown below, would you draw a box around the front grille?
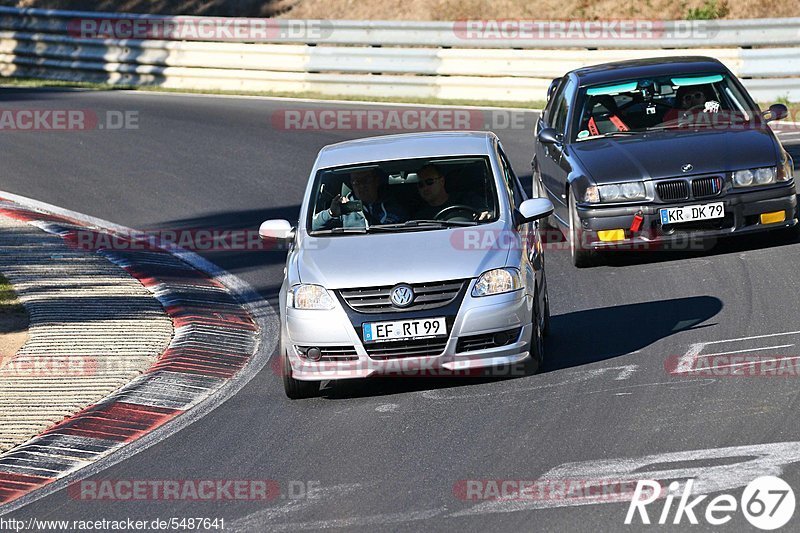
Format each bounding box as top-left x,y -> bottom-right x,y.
691,176 -> 723,198
365,337 -> 448,359
656,180 -> 689,201
339,280 -> 466,314
456,327 -> 522,353
296,345 -> 359,362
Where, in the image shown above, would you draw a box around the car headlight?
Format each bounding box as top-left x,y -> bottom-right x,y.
589,182 -> 646,203
288,284 -> 334,310
472,268 -> 522,297
733,167 -> 777,188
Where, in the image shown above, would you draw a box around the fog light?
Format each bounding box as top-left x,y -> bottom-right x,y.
493,332 -> 511,346
597,229 -> 625,242
306,347 -> 322,361
760,211 -> 786,225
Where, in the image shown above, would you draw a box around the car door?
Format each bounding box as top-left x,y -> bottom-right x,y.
538,78 -> 577,227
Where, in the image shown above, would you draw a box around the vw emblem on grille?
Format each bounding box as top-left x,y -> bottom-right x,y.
681,164 -> 693,173
390,284 -> 414,308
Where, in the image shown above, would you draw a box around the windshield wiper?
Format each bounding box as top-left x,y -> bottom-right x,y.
599,131 -> 639,137
578,130 -> 640,141
369,219 -> 479,231
309,227 -> 368,236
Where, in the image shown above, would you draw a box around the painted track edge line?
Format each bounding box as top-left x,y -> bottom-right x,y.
0,189 -> 279,515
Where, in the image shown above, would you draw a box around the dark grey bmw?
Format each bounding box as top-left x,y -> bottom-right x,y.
532,56 -> 797,267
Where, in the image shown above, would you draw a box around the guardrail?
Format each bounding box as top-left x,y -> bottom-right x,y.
0,6 -> 798,102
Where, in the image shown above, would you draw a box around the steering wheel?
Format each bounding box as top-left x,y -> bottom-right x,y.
435,204 -> 480,221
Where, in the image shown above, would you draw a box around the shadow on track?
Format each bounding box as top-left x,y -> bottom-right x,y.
541,295 -> 722,372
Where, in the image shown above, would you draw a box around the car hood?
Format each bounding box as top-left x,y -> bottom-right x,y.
296,225 -> 512,289
571,128 -> 781,183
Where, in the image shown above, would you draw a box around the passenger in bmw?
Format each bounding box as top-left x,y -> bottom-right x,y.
312,168 -> 407,230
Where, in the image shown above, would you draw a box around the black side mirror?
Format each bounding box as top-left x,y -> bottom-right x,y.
763,103 -> 789,122
537,127 -> 563,145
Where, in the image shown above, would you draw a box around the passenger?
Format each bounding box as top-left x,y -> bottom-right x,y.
312,168 -> 407,230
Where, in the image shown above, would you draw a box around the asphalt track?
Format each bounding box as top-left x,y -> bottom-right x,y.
3,88 -> 800,531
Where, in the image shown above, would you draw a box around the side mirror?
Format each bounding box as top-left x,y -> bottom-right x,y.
762,103 -> 789,122
259,219 -> 295,240
518,198 -> 554,223
537,127 -> 563,145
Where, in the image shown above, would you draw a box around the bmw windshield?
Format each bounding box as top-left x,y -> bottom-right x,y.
574,72 -> 760,142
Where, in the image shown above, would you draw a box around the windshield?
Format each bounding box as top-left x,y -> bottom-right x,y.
574,72 -> 759,141
306,156 -> 499,235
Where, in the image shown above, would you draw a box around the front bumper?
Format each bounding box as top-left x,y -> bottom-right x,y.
284,288 -> 534,381
577,183 -> 797,250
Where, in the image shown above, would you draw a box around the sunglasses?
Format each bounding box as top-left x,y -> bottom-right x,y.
682,92 -> 705,101
417,178 -> 439,188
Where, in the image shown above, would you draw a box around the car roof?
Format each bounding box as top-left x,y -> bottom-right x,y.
568,56 -> 729,87
316,131 -> 496,168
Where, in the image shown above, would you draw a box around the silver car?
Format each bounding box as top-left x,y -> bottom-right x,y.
260,131 -> 555,399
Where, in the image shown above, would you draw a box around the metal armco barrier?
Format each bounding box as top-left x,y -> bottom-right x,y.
0,6 -> 798,102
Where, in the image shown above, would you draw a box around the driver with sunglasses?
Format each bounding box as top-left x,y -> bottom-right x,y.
413,164 -> 490,221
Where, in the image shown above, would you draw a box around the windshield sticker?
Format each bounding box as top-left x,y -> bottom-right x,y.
577,130 -> 590,139
586,81 -> 638,96
670,74 -> 724,86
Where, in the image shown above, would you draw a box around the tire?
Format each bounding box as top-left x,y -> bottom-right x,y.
568,191 -> 596,268
541,286 -> 551,338
525,290 -> 545,375
282,353 -> 319,400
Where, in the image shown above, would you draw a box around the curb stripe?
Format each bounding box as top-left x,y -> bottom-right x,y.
0,199 -> 263,506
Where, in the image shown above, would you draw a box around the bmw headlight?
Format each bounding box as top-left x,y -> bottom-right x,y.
733,167 -> 777,188
592,182 -> 646,202
288,284 -> 334,310
472,268 -> 522,297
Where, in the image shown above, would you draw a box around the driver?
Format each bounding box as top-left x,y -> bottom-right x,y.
312,168 -> 407,230
663,85 -> 719,123
413,164 -> 489,221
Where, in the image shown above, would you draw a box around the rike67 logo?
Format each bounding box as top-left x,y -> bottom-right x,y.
626,476 -> 795,530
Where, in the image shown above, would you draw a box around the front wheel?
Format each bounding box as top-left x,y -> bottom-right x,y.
525,291 -> 545,375
568,192 -> 596,268
282,353 -> 319,400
